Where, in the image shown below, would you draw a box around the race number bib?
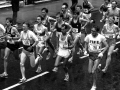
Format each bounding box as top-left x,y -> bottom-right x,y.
89,45 -> 100,52
73,28 -> 78,33
105,34 -> 115,39
38,36 -> 44,41
22,40 -> 30,46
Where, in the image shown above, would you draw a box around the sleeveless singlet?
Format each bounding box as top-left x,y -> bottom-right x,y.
55,22 -> 62,32
21,30 -> 34,52
108,7 -> 120,22
59,33 -> 69,49
42,16 -> 51,31
104,23 -> 117,39
83,2 -> 91,10
34,24 -> 46,41
57,33 -> 71,58
70,18 -> 81,33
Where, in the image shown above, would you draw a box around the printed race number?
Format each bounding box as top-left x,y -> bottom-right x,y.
90,45 -> 100,51
22,40 -> 30,46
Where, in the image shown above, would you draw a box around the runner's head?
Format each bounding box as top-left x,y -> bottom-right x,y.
111,1 -> 117,9
75,5 -> 82,13
37,15 -> 42,24
84,8 -> 90,14
41,8 -> 48,17
6,17 -> 13,26
104,0 -> 110,4
108,16 -> 114,24
61,24 -> 68,34
56,12 -> 63,22
91,26 -> 99,37
23,22 -> 30,32
61,3 -> 68,13
83,0 -> 88,3
72,11 -> 79,18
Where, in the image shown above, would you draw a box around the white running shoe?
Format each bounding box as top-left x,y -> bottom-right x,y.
52,67 -> 58,72
36,66 -> 42,73
64,73 -> 69,81
90,86 -> 96,90
0,72 -> 8,78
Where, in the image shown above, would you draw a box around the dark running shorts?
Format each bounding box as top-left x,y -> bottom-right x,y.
0,41 -> 7,49
89,52 -> 100,61
106,38 -> 116,46
23,45 -> 34,52
7,42 -> 20,51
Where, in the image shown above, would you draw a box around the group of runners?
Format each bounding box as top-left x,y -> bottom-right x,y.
0,0 -> 120,90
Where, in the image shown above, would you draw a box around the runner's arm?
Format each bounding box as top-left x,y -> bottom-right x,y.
30,32 -> 38,47
12,27 -> 20,40
101,25 -> 106,35
49,16 -> 56,22
51,22 -> 57,32
101,37 -> 108,54
88,2 -> 94,11
45,27 -> 50,41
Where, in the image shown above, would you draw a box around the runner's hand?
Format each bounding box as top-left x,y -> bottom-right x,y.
84,50 -> 88,56
98,52 -> 103,58
27,46 -> 33,51
81,27 -> 85,30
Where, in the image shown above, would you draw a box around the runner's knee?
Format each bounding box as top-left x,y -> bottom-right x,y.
20,63 -> 24,67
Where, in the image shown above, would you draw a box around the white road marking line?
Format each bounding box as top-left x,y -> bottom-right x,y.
3,71 -> 49,90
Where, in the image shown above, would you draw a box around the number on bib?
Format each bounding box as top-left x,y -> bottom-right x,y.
23,40 -> 30,45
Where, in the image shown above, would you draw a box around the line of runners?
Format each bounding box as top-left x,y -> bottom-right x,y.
0,0 -> 120,90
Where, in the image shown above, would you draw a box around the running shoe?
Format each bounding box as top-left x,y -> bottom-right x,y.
90,86 -> 96,90
19,78 -> 27,83
36,66 -> 42,73
42,47 -> 48,54
64,73 -> 69,81
77,49 -> 81,55
0,72 -> 8,78
68,57 -> 73,63
52,67 -> 58,72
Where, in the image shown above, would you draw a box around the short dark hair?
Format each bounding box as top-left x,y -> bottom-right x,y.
92,25 -> 100,32
37,15 -> 42,19
62,2 -> 68,8
41,8 -> 48,13
112,1 -> 117,4
6,17 -> 13,24
23,22 -> 30,28
76,5 -> 82,9
104,0 -> 110,2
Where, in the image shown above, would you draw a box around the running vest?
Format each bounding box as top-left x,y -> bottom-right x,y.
70,18 -> 81,33
5,26 -> 16,43
62,12 -> 71,23
0,24 -> 5,42
100,3 -> 112,12
108,7 -> 120,22
55,21 -> 66,32
59,33 -> 69,50
104,23 -> 118,38
83,1 -> 91,10
34,24 -> 46,41
21,30 -> 35,52
42,16 -> 51,31
81,12 -> 91,26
